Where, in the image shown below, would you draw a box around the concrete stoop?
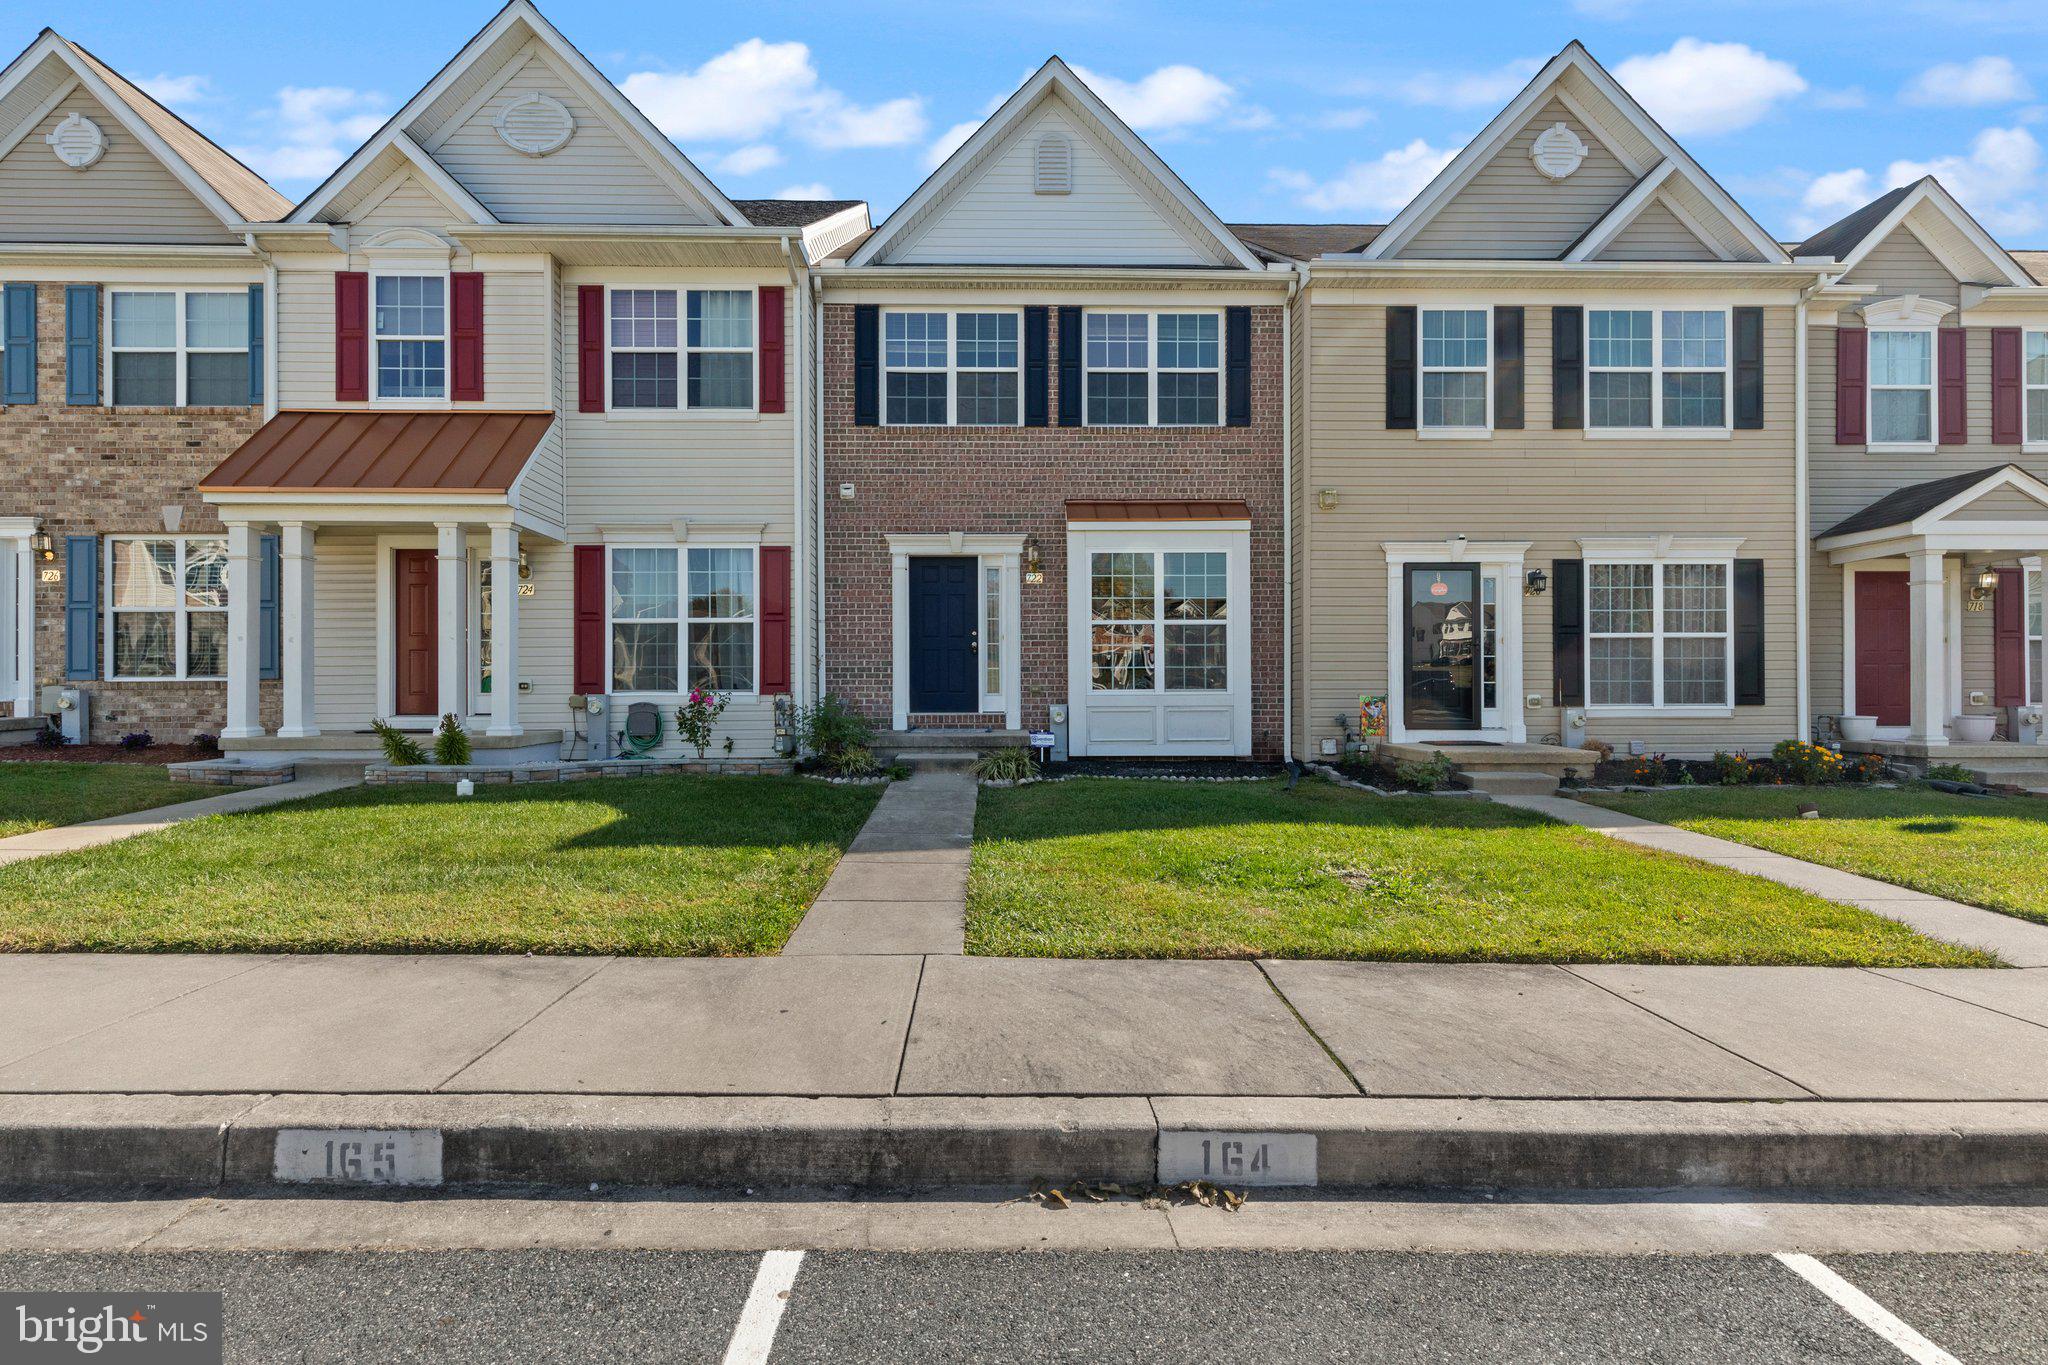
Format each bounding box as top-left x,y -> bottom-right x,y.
1458,770 -> 1561,797
0,716 -> 47,748
878,729 -> 1028,765
9,1095 -> 2048,1194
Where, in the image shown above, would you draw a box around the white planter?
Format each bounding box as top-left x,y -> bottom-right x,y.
1838,715 -> 1877,742
1952,714 -> 1997,743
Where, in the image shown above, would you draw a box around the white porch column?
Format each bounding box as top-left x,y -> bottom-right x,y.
999,550 -> 1022,732
890,550 -> 910,731
275,522 -> 320,738
486,522 -> 521,737
434,521 -> 466,724
6,535 -> 32,716
222,521 -> 264,739
1907,548 -> 1950,747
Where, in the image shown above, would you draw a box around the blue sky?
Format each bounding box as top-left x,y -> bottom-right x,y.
13,0 -> 2048,242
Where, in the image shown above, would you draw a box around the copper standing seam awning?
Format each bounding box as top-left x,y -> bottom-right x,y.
1064,499 -> 1253,522
200,410 -> 557,494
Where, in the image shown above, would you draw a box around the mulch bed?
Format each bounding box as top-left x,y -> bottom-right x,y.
1039,758 -> 1285,781
0,744 -> 219,765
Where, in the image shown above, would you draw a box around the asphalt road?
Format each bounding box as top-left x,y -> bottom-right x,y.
5,1247 -> 2044,1363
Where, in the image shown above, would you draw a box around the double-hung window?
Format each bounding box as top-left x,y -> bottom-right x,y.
1868,328 -> 1934,447
107,290 -> 250,407
105,536 -> 227,680
881,310 -> 1021,426
1586,560 -> 1730,710
1083,311 -> 1221,427
607,288 -> 754,411
1087,550 -> 1229,693
1419,308 -> 1488,431
2025,331 -> 2048,446
1586,309 -> 1727,430
373,274 -> 446,399
607,546 -> 758,694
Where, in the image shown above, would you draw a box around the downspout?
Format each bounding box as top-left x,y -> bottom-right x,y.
1280,265 -> 1299,763
781,234 -> 809,708
243,232 -> 278,420
812,270 -> 827,704
1794,278 -> 1819,743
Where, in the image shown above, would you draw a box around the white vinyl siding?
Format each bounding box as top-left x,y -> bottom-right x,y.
0,88 -> 239,245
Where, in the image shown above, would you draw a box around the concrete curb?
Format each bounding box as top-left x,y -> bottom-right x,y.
10,1094 -> 2048,1193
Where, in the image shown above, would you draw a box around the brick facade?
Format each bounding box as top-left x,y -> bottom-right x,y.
2,282 -> 274,741
821,301 -> 1287,760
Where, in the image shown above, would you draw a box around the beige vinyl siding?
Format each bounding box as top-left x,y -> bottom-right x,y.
0,88 -> 236,244
481,268 -> 549,407
275,266 -> 336,407
511,414 -> 566,529
352,174 -> 469,233
1301,298 -> 1802,758
1837,226 -> 1963,313
311,532 -> 378,729
427,52 -> 713,225
1596,200 -> 1718,262
1401,101 -> 1637,260
890,96 -> 1215,266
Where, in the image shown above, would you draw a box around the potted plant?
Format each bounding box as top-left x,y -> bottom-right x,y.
1953,713 -> 1997,743
1838,714 -> 1877,742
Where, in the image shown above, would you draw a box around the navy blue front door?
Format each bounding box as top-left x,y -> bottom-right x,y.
909,556 -> 979,713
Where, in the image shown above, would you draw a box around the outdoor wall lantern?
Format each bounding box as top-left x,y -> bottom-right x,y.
1524,568 -> 1550,597
1969,567 -> 1999,610
1023,536 -> 1045,585
29,525 -> 53,561
517,548 -> 532,581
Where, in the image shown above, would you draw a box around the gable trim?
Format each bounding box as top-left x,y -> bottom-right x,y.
1833,179 -> 2032,288
1916,465 -> 2048,530
0,73 -> 78,164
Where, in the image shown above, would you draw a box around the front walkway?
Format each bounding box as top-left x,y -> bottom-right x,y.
782,767 -> 973,956
0,776 -> 358,868
1500,793 -> 2048,967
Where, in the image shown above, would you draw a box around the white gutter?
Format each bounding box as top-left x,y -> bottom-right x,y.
821,265 -> 1284,286
812,270 -> 828,704
1280,267 -> 1300,762
1793,267 -> 1846,743
781,234 -> 810,709
1310,257 -> 1831,276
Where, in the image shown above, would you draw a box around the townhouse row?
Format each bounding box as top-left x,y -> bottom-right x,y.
4,4 -> 2045,774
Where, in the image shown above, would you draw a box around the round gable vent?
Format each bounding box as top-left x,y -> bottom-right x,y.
46,112 -> 107,170
1529,121 -> 1589,181
495,92 -> 575,157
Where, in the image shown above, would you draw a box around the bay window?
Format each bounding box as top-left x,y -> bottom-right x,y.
2026,331 -> 2048,446
1587,560 -> 1730,710
882,310 -> 1020,426
105,536 -> 227,680
1868,329 -> 1934,447
1083,311 -> 1221,427
607,287 -> 754,411
1088,549 -> 1229,692
1586,308 -> 1727,430
108,289 -> 250,407
608,546 -> 757,694
1419,308 -> 1488,430
373,274 -> 446,399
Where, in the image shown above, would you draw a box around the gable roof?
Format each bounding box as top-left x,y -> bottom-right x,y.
0,28 -> 290,226
850,56 -> 1263,270
1819,464 -> 2041,540
1365,41 -> 1787,264
1793,176 -> 2033,287
288,0 -> 742,227
1230,223 -> 1383,262
1791,183 -> 1913,262
732,199 -> 867,227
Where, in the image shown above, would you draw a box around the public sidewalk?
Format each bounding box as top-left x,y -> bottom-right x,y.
0,776 -> 358,867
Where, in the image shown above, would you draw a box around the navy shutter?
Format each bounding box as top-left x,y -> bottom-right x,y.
852,304 -> 879,427
64,284 -> 98,405
64,535 -> 99,680
1733,559 -> 1765,706
1552,559 -> 1584,706
259,534 -> 281,681
1057,305 -> 1082,426
1733,306 -> 1763,430
1023,305 -> 1048,427
1225,305 -> 1252,427
2,282 -> 34,405
247,284 -> 266,407
1492,305 -> 1523,430
1551,306 -> 1583,429
1384,306 -> 1416,430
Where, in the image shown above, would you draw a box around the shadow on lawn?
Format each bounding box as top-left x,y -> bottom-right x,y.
976,777 -> 1550,844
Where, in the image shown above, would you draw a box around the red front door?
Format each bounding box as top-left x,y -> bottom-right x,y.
1854,571 -> 1910,727
394,549 -> 438,717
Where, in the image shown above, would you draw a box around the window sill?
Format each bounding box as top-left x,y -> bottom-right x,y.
1416,428 -> 1492,440
1867,442 -> 1936,454
598,409 -> 762,422
104,676 -> 223,685
1586,706 -> 1735,720
2024,442 -> 2048,455
1583,428 -> 1733,441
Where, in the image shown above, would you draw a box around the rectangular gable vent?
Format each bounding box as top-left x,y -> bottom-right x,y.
1034,134 -> 1072,195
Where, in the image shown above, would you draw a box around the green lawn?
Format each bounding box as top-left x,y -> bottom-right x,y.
1580,785 -> 2048,926
0,775 -> 880,954
966,778 -> 1993,965
0,762 -> 197,840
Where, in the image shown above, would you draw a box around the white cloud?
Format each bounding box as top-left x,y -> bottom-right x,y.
622,39 -> 926,149
139,74 -> 212,106
228,86 -> 389,184
1271,138 -> 1458,213
1070,64 -> 1236,131
1889,125 -> 2044,233
1613,38 -> 1807,136
715,144 -> 783,176
1394,58 -> 1542,109
1788,167 -> 1877,235
773,181 -> 835,200
1902,56 -> 2033,107
1314,107 -> 1377,131
923,119 -> 981,170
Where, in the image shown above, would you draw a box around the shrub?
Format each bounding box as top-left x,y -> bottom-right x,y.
974,746 -> 1037,781
1841,752 -> 1888,784
371,719 -> 428,766
676,688 -> 730,758
1772,739 -> 1843,785
191,732 -> 221,754
117,730 -> 153,751
1622,752 -> 1667,786
432,714 -> 472,766
32,724 -> 64,748
1710,751 -> 1753,786
886,762 -> 912,781
794,695 -> 875,769
1391,752 -> 1456,792
1580,738 -> 1614,762
1926,762 -> 1977,783
821,743 -> 877,777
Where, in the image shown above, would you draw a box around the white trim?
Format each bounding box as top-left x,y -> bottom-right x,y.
1859,293 -> 1953,327
0,521 -> 36,717
1079,307 -> 1226,428
1565,161 -> 1684,262
886,534 -> 1027,729
602,541 -> 762,702
1827,179 -> 2033,289
1577,535 -> 1746,560
1817,465 -> 2048,554
0,75 -> 79,164
878,307 -> 1024,428
601,283 -> 761,417
101,535 -> 230,683
370,270 -> 451,402
1863,321 -> 1937,451
1579,555 -> 1737,716
1380,539 -> 1530,744
1581,302 -> 1733,434
1417,304 -> 1492,434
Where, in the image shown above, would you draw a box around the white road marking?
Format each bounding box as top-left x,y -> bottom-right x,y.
1775,1252 -> 1962,1364
722,1249 -> 805,1365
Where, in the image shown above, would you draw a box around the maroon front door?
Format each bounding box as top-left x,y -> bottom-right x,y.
1854,571 -> 1911,727
394,549 -> 438,717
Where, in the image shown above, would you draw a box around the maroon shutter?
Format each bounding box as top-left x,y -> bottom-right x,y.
1938,327 -> 1967,446
758,286 -> 785,414
1995,567 -> 2026,706
577,285 -> 605,414
758,545 -> 791,695
1834,327 -> 1866,445
334,271 -> 368,401
1992,327 -> 2023,445
451,271 -> 484,402
572,544 -> 606,694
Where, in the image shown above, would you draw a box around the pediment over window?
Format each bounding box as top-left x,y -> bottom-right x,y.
1858,294 -> 1955,327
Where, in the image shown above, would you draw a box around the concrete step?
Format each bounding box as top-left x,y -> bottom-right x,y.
1966,768 -> 2048,788
880,728 -> 1028,752
890,750 -> 980,769
1459,769 -> 1561,797
0,716 -> 48,748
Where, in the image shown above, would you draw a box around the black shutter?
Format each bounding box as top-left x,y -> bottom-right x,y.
852,304 -> 879,427
1057,305 -> 1082,426
1552,558 -> 1584,706
1733,306 -> 1764,430
1225,305 -> 1252,427
1493,305 -> 1524,430
1734,558 -> 1765,706
1551,306 -> 1583,430
1385,305 -> 1417,430
1023,305 -> 1049,427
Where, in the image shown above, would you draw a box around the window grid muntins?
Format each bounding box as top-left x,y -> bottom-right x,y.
1587,561 -> 1729,710
881,311 -> 1021,426
2025,332 -> 2048,444
687,290 -> 753,410
1162,551 -> 1228,691
610,289 -> 678,410
1084,311 -> 1222,428
1420,309 -> 1488,430
1088,550 -> 1229,693
2028,570 -> 2043,705
1869,329 -> 1934,445
107,537 -> 227,680
109,289 -> 249,407
374,275 -> 445,400
608,546 -> 758,695
606,288 -> 754,411
1586,309 -> 1726,430
983,564 -> 1003,699
1089,551 -> 1155,691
